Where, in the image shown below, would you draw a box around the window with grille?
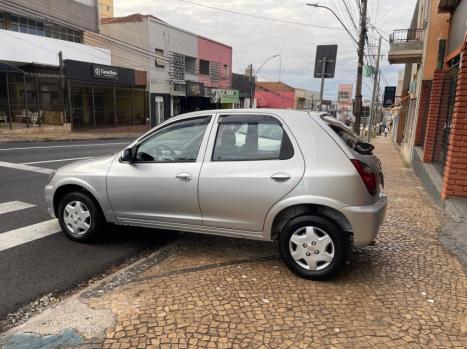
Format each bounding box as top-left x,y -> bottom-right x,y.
185,56 -> 196,74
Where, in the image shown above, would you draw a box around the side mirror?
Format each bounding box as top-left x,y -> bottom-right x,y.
121,147 -> 135,163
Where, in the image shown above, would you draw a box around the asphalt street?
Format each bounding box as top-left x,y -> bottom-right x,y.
0,139 -> 171,317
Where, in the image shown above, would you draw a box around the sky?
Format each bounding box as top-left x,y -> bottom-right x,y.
114,0 -> 417,100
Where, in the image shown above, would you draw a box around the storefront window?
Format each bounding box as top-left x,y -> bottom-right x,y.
0,13 -> 4,30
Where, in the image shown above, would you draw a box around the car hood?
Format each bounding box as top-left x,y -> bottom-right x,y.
56,153 -> 118,175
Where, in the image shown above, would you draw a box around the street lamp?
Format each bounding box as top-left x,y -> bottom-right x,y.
306,3 -> 357,43
307,2 -> 366,135
255,54 -> 280,76
249,54 -> 280,108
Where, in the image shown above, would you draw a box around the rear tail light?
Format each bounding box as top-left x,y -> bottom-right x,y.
351,159 -> 377,195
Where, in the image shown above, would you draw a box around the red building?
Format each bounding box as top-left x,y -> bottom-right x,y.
255,82 -> 296,109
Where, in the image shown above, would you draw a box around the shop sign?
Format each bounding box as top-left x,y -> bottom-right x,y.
203,87 -> 212,98
186,81 -> 205,97
210,89 -> 240,104
383,86 -> 397,107
92,64 -> 118,80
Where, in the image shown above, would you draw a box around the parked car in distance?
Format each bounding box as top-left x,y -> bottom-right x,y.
45,109 -> 387,280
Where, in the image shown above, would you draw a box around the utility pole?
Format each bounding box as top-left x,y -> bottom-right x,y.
368,36 -> 382,142
248,64 -> 254,108
58,51 -> 66,124
353,0 -> 368,135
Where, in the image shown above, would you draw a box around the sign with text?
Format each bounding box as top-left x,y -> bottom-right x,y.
314,45 -> 338,79
210,89 -> 240,104
383,86 -> 397,107
186,81 -> 205,97
92,64 -> 118,80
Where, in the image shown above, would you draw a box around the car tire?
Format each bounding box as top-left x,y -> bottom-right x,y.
57,191 -> 105,242
279,215 -> 348,280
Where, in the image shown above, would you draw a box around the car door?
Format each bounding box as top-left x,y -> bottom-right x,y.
107,115 -> 213,226
198,113 -> 305,233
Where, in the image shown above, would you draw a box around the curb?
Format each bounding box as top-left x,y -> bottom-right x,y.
440,198 -> 467,270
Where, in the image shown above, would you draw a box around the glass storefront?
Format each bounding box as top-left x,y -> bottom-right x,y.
0,61 -> 148,131
69,83 -> 146,129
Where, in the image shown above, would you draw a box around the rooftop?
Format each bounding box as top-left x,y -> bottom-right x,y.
100,13 -> 232,50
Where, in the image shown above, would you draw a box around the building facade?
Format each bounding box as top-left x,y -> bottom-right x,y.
88,14 -> 236,126
255,82 -> 295,109
99,0 -> 114,19
337,83 -> 353,123
255,81 -> 318,110
388,0 -> 467,201
0,1 -> 148,131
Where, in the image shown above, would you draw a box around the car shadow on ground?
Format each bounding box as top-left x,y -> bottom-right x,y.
89,224 -> 179,247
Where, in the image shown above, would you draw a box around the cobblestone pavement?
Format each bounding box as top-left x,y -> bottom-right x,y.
2,136 -> 466,348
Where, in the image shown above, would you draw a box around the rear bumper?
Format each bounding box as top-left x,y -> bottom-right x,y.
342,193 -> 388,246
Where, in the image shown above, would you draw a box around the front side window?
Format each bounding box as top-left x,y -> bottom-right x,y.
136,116 -> 211,162
212,115 -> 294,161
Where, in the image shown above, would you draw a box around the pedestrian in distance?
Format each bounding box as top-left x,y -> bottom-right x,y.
384,126 -> 389,138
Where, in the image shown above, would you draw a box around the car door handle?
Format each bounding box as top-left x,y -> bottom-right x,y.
176,173 -> 192,182
271,173 -> 291,181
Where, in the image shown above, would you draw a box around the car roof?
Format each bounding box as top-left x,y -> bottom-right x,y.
172,108 -> 324,120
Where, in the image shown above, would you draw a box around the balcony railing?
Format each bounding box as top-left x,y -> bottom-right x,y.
389,29 -> 424,44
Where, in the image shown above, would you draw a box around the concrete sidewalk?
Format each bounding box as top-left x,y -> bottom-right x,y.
1,136 -> 466,348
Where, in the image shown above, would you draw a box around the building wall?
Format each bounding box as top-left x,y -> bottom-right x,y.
255,90 -> 295,109
422,0 -> 450,80
90,20 -> 149,77
148,18 -> 198,94
99,0 -> 114,19
446,0 -> 467,56
0,0 -> 99,32
443,40 -> 467,198
197,37 -> 232,89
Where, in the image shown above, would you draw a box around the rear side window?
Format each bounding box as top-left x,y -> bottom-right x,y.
212,115 -> 294,161
321,115 -> 374,155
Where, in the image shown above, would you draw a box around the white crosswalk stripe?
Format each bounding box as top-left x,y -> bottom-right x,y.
0,219 -> 59,252
0,161 -> 54,174
0,201 -> 36,215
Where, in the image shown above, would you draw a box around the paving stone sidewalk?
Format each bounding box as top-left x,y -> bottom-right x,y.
1,136 -> 466,348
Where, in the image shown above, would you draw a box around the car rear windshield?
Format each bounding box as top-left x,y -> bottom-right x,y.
320,115 -> 374,155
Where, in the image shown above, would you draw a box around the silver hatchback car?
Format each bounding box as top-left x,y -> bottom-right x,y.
45,109 -> 387,280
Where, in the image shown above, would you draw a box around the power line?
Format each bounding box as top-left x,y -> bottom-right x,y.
339,0 -> 359,31
177,0 -> 345,31
378,0 -> 406,24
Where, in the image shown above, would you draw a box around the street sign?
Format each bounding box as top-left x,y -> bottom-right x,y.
383,86 -> 397,107
363,65 -> 375,77
314,45 -> 338,78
